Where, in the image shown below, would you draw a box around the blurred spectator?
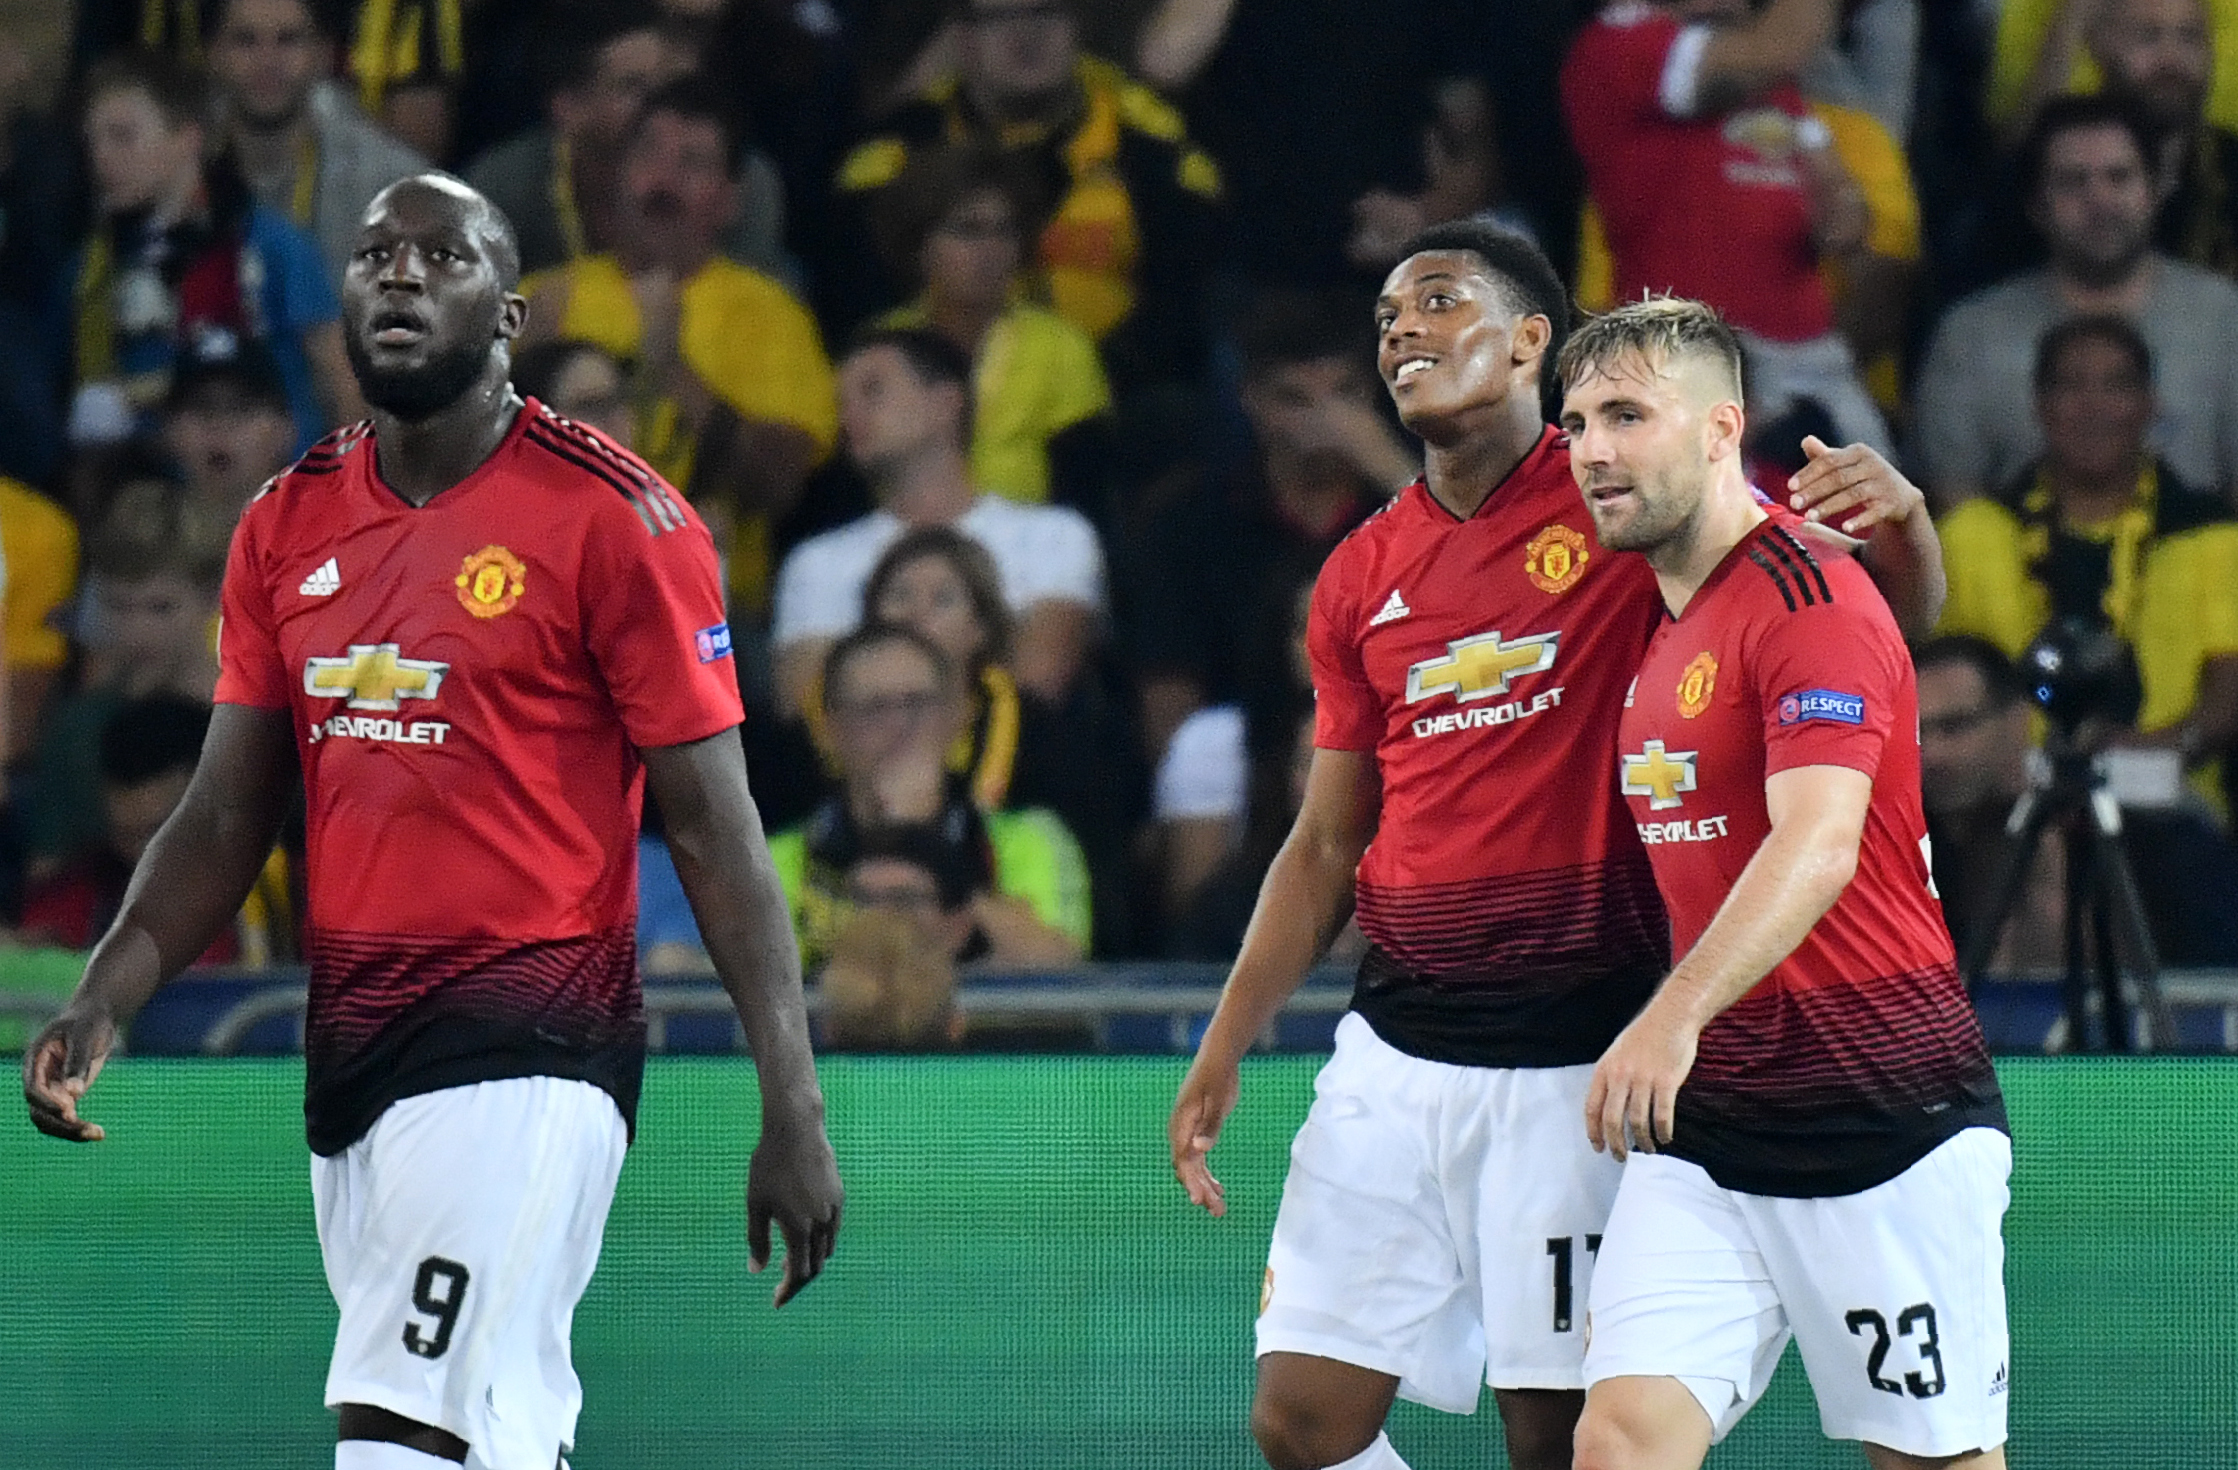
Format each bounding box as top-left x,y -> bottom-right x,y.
1574,75 -> 1921,429
1934,315 -> 2238,799
1171,0 -> 1578,286
1804,0 -> 1919,141
831,0 -> 1223,390
862,526 -> 1144,947
19,481 -> 227,871
1344,77 -> 1541,273
18,692 -> 294,962
462,3 -> 788,278
2094,0 -> 2238,274
0,475 -> 80,760
1124,294 -> 1404,762
1563,0 -> 1892,450
0,32 -> 77,487
1912,97 -> 2238,505
817,892 -> 969,1051
510,338 -> 636,448
1992,0 -> 2238,143
159,338 -> 300,524
1916,634 -> 2238,970
767,624 -> 1090,965
871,143 -> 1113,508
68,50 -> 356,455
520,75 -> 836,613
771,328 -> 1103,720
343,0 -> 466,163
1152,573 -> 1311,946
206,0 -> 427,289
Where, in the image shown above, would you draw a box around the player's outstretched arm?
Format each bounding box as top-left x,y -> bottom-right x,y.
1169,746 -> 1379,1217
1785,436 -> 1948,640
23,704 -> 299,1142
1587,764 -> 1871,1162
643,732 -> 842,1307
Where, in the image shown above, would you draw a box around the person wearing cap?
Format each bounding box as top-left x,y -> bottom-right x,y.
159,340 -> 301,525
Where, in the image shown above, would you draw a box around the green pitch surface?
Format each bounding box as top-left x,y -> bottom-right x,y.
3,1057 -> 2232,1467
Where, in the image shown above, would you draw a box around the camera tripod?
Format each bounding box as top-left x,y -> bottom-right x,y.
1958,733 -> 2177,1052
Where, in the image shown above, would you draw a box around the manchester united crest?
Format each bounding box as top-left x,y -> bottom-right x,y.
1524,523 -> 1590,594
1677,652 -> 1719,718
455,545 -> 526,619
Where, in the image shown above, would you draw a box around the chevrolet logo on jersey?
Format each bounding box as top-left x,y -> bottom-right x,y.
1621,740 -> 1698,811
304,644 -> 449,711
1404,630 -> 1559,704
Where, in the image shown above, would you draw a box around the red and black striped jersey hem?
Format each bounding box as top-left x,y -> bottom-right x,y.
1349,941 -> 1667,1068
1745,523 -> 1835,611
523,410 -> 691,537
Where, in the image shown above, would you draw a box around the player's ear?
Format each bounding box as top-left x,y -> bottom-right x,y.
1510,312 -> 1553,372
1704,399 -> 1745,463
497,291 -> 528,341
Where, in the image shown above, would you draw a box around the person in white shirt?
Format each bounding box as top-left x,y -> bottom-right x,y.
771,328 -> 1104,719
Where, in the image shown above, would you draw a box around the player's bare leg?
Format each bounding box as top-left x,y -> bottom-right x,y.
336,1403 -> 468,1465
1862,1446 -> 2006,1470
1571,1375 -> 1715,1470
1250,1353 -> 1402,1470
1493,1387 -> 1585,1470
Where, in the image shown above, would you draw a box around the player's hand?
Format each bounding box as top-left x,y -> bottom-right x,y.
23,1002 -> 117,1143
1786,437 -> 1924,541
1585,1008 -> 1698,1162
1169,1055 -> 1240,1216
746,1108 -> 843,1308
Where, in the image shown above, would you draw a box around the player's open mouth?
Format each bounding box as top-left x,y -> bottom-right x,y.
1393,356 -> 1437,384
371,309 -> 429,346
1587,482 -> 1633,506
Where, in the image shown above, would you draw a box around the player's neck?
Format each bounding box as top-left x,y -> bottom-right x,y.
1648,471 -> 1766,617
370,365 -> 524,507
880,447 -> 978,525
1418,394 -> 1544,519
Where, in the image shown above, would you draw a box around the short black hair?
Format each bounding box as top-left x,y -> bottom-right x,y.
2018,93 -> 2155,201
369,172 -> 523,290
2033,313 -> 2154,394
540,0 -> 665,98
99,694 -> 212,789
634,73 -> 748,175
1238,290 -> 1370,383
822,622 -> 958,713
1915,636 -> 2030,710
846,326 -> 976,437
1394,218 -> 1571,376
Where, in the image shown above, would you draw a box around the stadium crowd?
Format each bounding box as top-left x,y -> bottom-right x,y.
4,0 -> 2238,1047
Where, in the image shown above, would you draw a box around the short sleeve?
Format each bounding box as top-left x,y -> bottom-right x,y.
1931,500 -> 2040,659
580,500 -> 746,749
214,510 -> 291,709
770,532 -> 874,648
1153,705 -> 1248,820
684,270 -> 839,454
994,505 -> 1105,613
1307,555 -> 1380,752
988,807 -> 1093,950
1754,596 -> 1904,780
2178,525 -> 2238,657
1564,13 -> 1688,133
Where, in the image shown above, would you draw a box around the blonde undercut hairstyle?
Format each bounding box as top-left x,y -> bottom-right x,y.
1555,296 -> 1746,404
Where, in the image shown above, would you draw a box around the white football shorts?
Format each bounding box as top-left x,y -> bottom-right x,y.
1255,1012 -> 1624,1411
313,1076 -> 628,1470
1583,1125 -> 2011,1458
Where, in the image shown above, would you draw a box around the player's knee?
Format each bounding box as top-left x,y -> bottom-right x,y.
1249,1387 -> 1380,1470
1495,1388 -> 1584,1470
1571,1401 -> 1654,1470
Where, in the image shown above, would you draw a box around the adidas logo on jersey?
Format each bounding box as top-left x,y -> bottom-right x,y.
1989,1363 -> 2008,1396
299,558 -> 342,596
1369,589 -> 1411,626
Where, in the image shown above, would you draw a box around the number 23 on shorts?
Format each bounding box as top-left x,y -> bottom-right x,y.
1846,1301 -> 1946,1399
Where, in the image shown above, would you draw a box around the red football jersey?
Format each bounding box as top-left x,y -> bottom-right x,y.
1309,428 -> 1668,1066
216,401 -> 744,1153
1562,3 -> 1834,344
1617,516 -> 2004,1197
